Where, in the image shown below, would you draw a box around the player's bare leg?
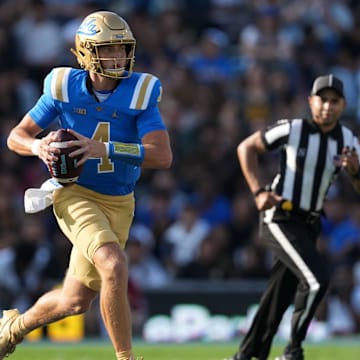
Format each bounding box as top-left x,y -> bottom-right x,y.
93,242 -> 134,360
24,275 -> 96,328
0,274 -> 96,359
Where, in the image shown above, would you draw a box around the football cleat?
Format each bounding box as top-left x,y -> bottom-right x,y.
0,309 -> 23,359
275,346 -> 304,360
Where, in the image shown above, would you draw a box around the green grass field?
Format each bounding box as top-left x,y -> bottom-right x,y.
8,338 -> 360,360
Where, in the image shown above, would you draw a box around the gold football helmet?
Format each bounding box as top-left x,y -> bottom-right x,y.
71,11 -> 136,79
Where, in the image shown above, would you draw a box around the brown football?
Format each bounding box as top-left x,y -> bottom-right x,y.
48,129 -> 83,186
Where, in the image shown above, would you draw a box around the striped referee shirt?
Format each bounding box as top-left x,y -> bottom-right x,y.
262,118 -> 360,212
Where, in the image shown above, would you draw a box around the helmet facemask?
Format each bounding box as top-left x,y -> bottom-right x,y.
71,11 -> 136,79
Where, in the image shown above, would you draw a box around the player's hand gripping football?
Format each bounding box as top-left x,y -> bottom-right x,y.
61,129 -> 107,166
34,130 -> 63,166
34,129 -> 106,169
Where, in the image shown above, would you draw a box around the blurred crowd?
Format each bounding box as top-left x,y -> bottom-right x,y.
0,0 -> 360,337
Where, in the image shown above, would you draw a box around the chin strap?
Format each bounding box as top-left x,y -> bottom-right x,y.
24,178 -> 63,213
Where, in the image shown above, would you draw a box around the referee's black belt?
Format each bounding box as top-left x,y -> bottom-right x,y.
281,206 -> 321,224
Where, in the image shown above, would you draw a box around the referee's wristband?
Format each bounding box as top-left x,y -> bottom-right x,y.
253,187 -> 267,198
105,141 -> 144,166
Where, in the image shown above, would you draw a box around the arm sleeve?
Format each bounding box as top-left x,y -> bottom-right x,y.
262,119 -> 291,151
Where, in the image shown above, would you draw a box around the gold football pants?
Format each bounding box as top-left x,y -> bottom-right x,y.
53,184 -> 135,291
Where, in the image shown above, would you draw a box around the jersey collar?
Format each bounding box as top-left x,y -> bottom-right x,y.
306,117 -> 342,138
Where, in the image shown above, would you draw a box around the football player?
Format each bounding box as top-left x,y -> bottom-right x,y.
3,11 -> 172,360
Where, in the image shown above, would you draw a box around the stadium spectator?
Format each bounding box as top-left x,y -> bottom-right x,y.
325,264 -> 360,335
182,27 -> 234,85
162,202 -> 211,275
126,223 -> 171,289
177,224 -> 234,280
12,0 -> 64,83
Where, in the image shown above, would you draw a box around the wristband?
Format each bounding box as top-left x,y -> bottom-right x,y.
107,141 -> 144,166
253,187 -> 267,198
31,139 -> 41,156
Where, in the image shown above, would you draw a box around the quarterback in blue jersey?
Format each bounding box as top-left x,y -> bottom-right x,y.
3,11 -> 172,360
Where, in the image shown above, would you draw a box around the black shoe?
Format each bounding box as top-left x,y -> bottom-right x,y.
275,346 -> 304,360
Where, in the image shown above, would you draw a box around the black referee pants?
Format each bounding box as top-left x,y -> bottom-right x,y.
239,211 -> 330,360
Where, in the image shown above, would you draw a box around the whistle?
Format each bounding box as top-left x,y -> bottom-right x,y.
280,200 -> 293,211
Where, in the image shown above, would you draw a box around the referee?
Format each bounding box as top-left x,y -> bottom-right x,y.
227,74 -> 360,360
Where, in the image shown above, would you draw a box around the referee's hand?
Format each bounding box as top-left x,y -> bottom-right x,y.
341,146 -> 360,177
255,191 -> 283,211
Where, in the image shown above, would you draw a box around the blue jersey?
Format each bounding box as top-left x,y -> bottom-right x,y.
29,67 -> 167,195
